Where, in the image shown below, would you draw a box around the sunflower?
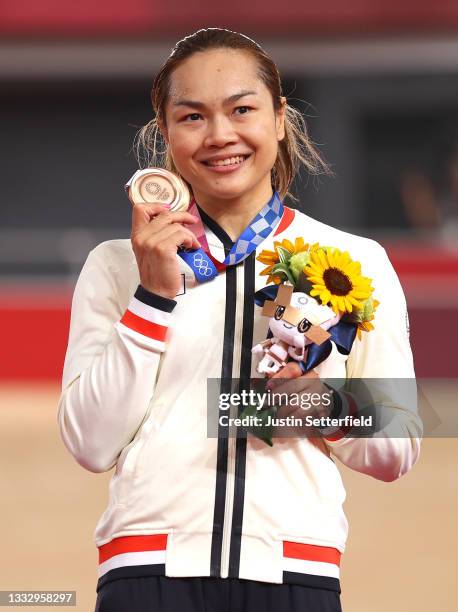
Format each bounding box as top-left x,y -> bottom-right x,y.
257,238 -> 318,285
303,247 -> 373,313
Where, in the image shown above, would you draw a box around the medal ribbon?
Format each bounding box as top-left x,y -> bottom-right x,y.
178,191 -> 284,282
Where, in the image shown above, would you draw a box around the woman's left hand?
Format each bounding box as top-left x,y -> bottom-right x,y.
265,362 -> 332,420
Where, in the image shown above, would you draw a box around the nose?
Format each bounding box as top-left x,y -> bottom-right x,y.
203,115 -> 238,148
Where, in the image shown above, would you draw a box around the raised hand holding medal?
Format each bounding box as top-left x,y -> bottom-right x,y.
126,168 -> 200,299
126,168 -> 285,290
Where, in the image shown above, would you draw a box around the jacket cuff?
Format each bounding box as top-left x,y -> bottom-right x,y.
134,285 -> 177,312
118,285 -> 176,351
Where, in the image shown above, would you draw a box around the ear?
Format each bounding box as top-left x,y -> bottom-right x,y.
157,118 -> 169,145
276,96 -> 286,142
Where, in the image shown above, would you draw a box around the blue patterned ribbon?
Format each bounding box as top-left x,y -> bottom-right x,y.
178,249 -> 219,283
179,191 -> 283,282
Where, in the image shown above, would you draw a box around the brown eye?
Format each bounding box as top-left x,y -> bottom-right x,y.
274,306 -> 285,320
297,318 -> 311,333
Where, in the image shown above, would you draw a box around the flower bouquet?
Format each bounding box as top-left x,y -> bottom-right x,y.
240,238 -> 379,446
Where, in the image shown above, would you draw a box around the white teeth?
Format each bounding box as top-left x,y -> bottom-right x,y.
207,155 -> 246,167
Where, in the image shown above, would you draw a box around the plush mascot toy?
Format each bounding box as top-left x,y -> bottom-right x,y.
252,284 -> 341,375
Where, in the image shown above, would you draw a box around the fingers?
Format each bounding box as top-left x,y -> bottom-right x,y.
131,202 -> 170,235
265,362 -> 304,387
131,204 -> 201,254
270,361 -> 303,381
131,202 -> 199,238
266,366 -> 319,395
142,224 -> 201,253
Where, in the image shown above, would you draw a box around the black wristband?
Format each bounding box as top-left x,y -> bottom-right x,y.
322,383 -> 344,420
135,285 -> 177,313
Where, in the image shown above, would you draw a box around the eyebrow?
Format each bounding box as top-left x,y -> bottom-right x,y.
172,90 -> 258,109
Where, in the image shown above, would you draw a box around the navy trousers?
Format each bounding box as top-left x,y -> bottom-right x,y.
95,575 -> 343,612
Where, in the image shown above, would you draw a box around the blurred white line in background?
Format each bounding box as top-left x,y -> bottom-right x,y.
1,36 -> 458,79
0,228 -> 112,264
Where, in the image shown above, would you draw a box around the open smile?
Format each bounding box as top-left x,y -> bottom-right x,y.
200,153 -> 252,173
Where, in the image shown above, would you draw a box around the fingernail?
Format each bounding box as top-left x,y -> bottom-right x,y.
161,203 -> 171,209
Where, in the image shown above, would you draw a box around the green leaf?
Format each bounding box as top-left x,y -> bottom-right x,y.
345,309 -> 364,324
276,246 -> 292,264
289,251 -> 311,282
361,296 -> 376,321
271,262 -> 295,286
239,405 -> 276,447
269,267 -> 289,283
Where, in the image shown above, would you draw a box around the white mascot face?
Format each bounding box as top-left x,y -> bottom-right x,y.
269,292 -> 340,347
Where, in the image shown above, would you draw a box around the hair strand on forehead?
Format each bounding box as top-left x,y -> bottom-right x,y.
133,27 -> 335,203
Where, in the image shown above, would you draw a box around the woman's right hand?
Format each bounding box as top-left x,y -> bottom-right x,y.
131,203 -> 201,299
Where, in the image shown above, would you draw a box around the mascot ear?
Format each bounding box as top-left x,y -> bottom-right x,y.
254,285 -> 280,307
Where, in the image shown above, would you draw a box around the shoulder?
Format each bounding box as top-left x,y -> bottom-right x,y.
284,207 -> 390,278
90,237 -> 134,260
287,209 -> 407,307
282,208 -> 400,295
288,207 -> 384,256
77,239 -> 139,308
87,238 -> 136,273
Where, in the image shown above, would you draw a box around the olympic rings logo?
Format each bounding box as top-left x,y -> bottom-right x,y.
193,252 -> 213,277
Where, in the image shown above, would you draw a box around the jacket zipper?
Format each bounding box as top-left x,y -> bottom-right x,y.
220,264 -> 245,577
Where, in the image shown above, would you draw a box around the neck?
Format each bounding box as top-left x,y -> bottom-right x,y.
193,185 -> 275,241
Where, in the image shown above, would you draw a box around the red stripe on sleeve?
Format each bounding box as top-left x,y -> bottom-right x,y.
120,309 -> 168,342
324,391 -> 358,442
98,534 -> 168,564
283,541 -> 341,565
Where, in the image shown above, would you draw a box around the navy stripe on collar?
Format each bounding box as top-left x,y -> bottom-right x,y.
196,204 -> 235,250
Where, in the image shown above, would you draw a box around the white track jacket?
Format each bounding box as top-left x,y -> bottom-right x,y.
57,204 -> 422,595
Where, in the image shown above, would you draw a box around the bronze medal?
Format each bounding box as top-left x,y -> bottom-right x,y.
125,168 -> 190,212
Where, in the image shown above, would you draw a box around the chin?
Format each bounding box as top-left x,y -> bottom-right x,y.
197,181 -> 251,201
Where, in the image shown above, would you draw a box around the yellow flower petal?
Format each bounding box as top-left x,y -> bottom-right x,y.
257,250 -> 278,265
281,238 -> 295,252
340,251 -> 351,266
259,265 -> 275,276
307,276 -> 325,284
347,295 -> 363,306
351,290 -> 371,299
326,249 -> 336,267
336,296 -> 345,311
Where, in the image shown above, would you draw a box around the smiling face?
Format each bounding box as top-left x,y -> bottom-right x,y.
160,48 -> 286,208
269,292 -> 340,345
